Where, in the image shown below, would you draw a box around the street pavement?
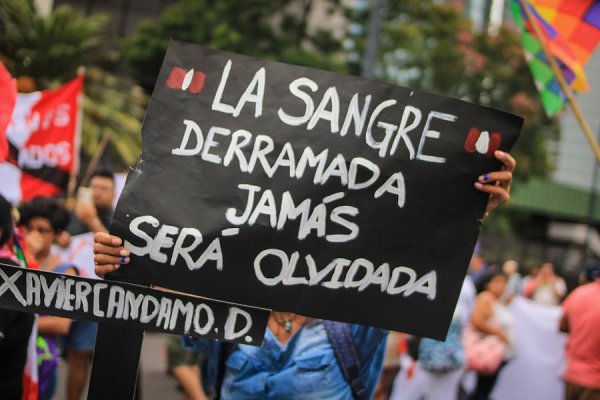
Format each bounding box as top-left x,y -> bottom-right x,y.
55,332 -> 182,400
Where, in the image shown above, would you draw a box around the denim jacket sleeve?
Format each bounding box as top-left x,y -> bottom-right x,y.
349,325 -> 388,398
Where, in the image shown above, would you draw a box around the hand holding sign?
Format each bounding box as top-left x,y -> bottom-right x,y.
92,151 -> 516,311
475,150 -> 516,219
95,153 -> 516,276
0,41 -> 522,400
93,232 -> 130,277
107,42 -> 522,339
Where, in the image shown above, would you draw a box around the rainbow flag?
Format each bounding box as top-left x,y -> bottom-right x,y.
511,0 -> 600,116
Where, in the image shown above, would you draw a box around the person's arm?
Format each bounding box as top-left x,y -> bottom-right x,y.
470,292 -> 508,342
93,232 -> 130,278
559,313 -> 569,333
559,294 -> 571,333
551,278 -> 566,300
475,150 -> 516,218
74,202 -> 108,233
523,278 -> 539,298
470,292 -> 493,332
38,315 -> 71,336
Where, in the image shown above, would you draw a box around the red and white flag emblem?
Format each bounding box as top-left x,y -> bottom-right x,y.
166,67 -> 205,93
464,128 -> 502,157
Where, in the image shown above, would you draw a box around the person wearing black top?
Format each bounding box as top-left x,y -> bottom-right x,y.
0,194 -> 35,400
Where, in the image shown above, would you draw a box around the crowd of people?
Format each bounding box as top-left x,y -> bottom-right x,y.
0,167 -> 218,399
375,254 -> 599,400
0,170 -> 116,400
0,149 -> 598,400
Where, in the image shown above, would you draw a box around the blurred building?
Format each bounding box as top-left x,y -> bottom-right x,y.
449,0 -> 509,32
554,51 -> 600,190
507,50 -> 600,272
439,0 -> 600,271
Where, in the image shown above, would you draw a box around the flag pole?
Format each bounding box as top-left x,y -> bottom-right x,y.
66,66 -> 86,210
80,129 -> 112,188
519,0 -> 600,163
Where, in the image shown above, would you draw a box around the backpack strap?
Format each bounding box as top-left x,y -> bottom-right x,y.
322,320 -> 368,400
214,341 -> 237,399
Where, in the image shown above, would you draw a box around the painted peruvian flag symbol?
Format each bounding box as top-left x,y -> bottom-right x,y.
464,128 -> 502,157
166,67 -> 206,93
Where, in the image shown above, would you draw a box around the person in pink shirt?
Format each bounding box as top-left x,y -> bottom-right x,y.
559,263 -> 600,400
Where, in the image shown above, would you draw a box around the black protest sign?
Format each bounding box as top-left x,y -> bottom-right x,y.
0,263 -> 269,344
110,41 -> 522,339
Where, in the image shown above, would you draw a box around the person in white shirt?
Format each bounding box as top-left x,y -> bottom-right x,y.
524,262 -> 566,306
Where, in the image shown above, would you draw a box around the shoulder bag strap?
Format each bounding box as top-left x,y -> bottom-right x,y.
322,320 -> 368,400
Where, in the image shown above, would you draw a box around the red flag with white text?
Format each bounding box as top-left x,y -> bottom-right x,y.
0,76 -> 82,204
0,63 -> 17,162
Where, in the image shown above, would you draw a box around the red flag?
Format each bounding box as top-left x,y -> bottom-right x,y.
21,321 -> 38,400
0,63 -> 17,162
0,76 -> 82,204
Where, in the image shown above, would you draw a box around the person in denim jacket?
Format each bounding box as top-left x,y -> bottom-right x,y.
93,151 -> 515,399
186,319 -> 387,400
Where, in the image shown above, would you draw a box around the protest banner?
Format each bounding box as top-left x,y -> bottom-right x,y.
0,63 -> 17,163
0,76 -> 82,204
109,41 -> 523,340
0,262 -> 269,344
0,41 -> 523,399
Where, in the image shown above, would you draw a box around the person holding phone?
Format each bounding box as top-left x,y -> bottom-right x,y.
64,169 -> 117,400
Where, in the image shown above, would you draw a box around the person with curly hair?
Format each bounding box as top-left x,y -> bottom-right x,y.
18,196 -> 74,400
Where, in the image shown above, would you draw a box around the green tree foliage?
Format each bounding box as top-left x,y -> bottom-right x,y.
353,0 -> 557,181
348,0 -> 558,233
0,0 -> 147,170
0,1 -> 109,87
122,0 -> 346,90
81,68 -> 146,169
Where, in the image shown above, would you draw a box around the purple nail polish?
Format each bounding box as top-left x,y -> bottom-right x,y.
120,256 -> 126,264
482,174 -> 489,182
